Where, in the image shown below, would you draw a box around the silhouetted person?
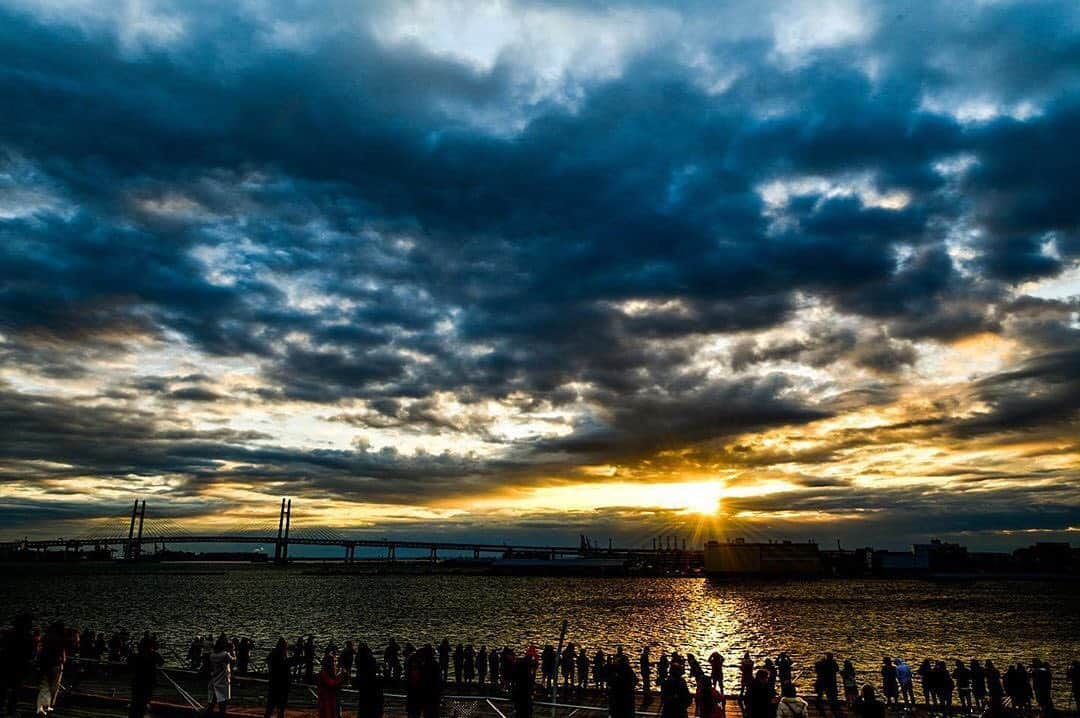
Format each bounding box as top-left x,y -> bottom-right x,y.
421,646 -> 442,718
386,639 -> 402,684
77,627 -> 91,662
93,633 -> 106,663
348,644 -> 379,718
109,632 -> 123,663
304,636 -> 317,684
695,667 -> 717,718
36,621 -> 67,717
528,644 -> 541,684
463,644 -> 475,684
708,653 -> 723,696
953,660 -> 972,711
291,637 -> 304,679
453,643 -> 464,685
1062,660 -> 1080,712
1,613 -> 34,718
577,649 -> 589,691
406,647 -> 424,718
813,653 -> 838,707
477,646 -> 489,689
686,654 -> 703,687
1006,663 -> 1029,710
641,647 -> 653,700
609,656 -> 638,718
938,661 -> 955,712
265,638 -> 292,718
971,659 -> 987,709
489,649 -> 500,691
777,654 -> 793,687
560,644 -> 576,692
438,640 -> 450,684
740,652 -> 755,703
843,661 -> 859,706
128,635 -> 163,718
854,685 -> 885,718
237,638 -> 251,674
340,641 -> 355,680
188,637 -> 204,671
1032,659 -> 1053,716
896,658 -> 915,705
918,659 -> 935,705
317,653 -> 345,718
64,627 -> 82,692
658,653 -> 670,690
511,654 -> 535,718
749,669 -> 774,718
661,661 -> 692,718
878,658 -> 896,706
542,645 -> 556,689
985,660 -> 1004,717
1068,661 -> 1080,713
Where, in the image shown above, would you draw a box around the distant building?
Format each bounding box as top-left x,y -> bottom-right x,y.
915,539 -> 969,572
969,551 -> 1015,573
704,539 -> 820,576
1013,542 -> 1076,574
820,547 -> 874,576
875,539 -> 969,575
490,557 -> 629,576
873,549 -> 927,574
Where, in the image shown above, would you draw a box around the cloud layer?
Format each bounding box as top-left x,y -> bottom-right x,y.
1,0 -> 1078,548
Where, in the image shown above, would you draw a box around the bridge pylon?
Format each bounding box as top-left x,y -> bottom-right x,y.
124,499 -> 146,561
274,498 -> 291,563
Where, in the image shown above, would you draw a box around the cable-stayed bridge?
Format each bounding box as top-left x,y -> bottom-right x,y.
0,498 -> 701,565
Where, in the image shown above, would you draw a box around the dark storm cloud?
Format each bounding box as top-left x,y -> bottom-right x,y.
731,325 -> 917,374
956,348 -> 1080,436
528,373 -> 831,462
0,0 -> 1078,541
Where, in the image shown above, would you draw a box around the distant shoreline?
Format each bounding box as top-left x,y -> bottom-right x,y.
1,560 -> 1079,581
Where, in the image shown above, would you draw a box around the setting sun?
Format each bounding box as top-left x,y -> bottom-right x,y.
461,479 -> 798,517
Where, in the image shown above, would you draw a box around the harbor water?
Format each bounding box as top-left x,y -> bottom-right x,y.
3,565 -> 1078,700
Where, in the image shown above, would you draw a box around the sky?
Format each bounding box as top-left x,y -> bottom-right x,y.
0,0 -> 1078,551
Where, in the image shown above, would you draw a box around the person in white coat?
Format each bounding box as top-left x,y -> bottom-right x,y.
775,681 -> 808,718
207,635 -> 235,718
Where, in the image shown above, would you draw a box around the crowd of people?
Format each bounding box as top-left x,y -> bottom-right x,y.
2,615 -> 1079,718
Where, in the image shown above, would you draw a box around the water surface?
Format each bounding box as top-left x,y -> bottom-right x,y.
4,565 -> 1077,698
